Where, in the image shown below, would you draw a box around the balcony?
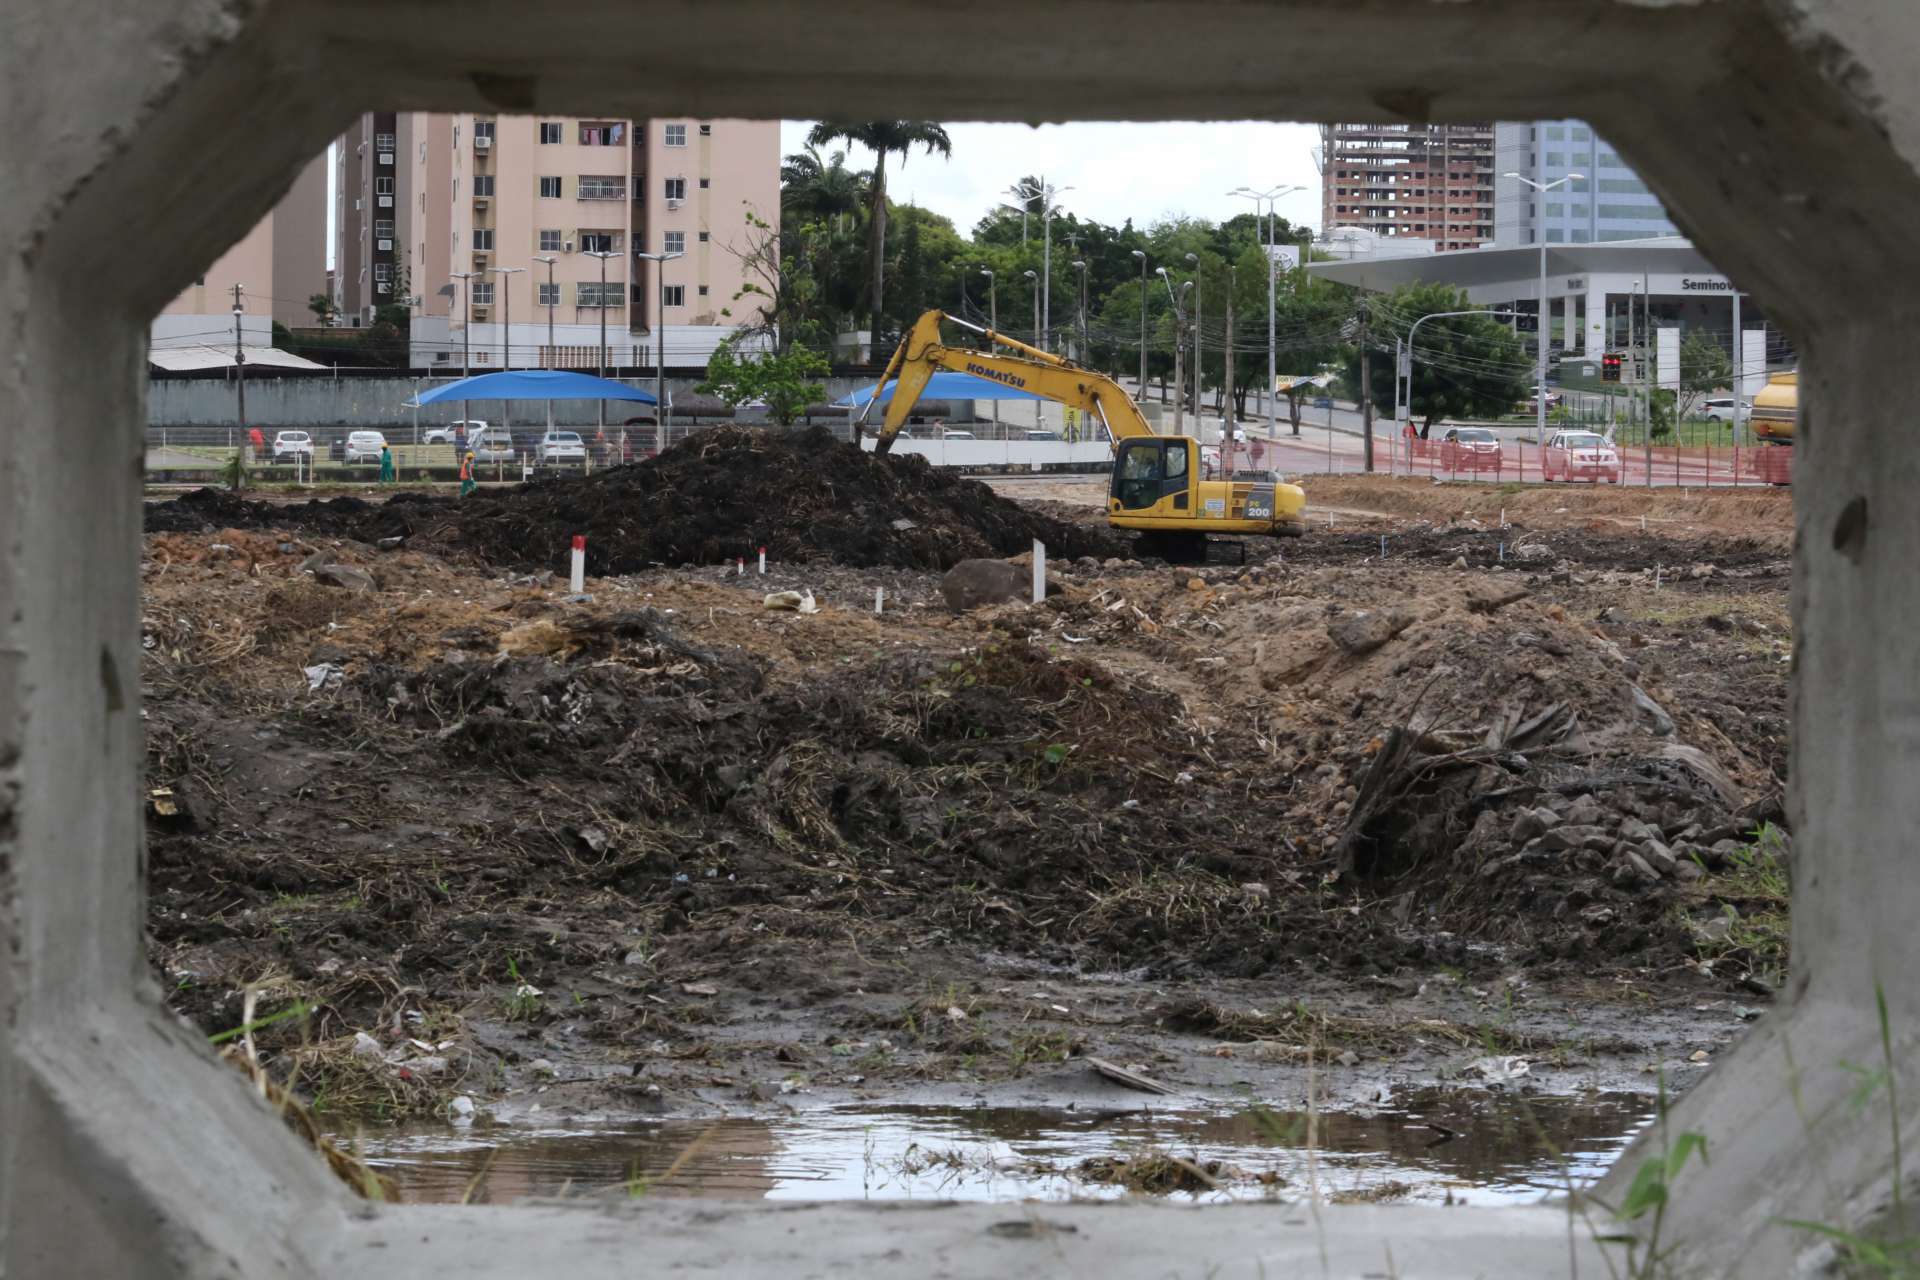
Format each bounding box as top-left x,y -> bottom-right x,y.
576,178 -> 627,201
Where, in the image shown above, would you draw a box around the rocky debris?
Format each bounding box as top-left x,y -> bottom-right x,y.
1631,684 -> 1677,736
941,559 -> 1031,612
1466,584 -> 1530,614
310,563 -> 376,592
1561,794 -> 1606,827
1328,608 -> 1415,656
1509,807 -> 1562,843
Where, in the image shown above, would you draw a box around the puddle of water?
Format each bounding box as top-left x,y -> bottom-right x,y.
336,1087 -> 1651,1207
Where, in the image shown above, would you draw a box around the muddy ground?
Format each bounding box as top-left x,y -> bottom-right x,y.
141,467 -> 1793,1143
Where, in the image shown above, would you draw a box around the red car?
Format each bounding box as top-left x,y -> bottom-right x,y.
1436,426 -> 1504,472
1543,430 -> 1622,483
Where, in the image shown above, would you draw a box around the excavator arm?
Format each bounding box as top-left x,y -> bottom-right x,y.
861,310 -> 1154,455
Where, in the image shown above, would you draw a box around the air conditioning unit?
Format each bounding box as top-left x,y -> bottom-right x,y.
563,239 -> 575,253
378,195 -> 393,208
474,196 -> 489,208
472,308 -> 490,321
378,152 -> 394,166
666,197 -> 683,210
376,238 -> 393,251
475,135 -> 492,150
376,282 -> 391,294
473,252 -> 489,265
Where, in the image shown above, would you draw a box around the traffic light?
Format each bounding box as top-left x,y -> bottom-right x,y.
1602,352 -> 1623,383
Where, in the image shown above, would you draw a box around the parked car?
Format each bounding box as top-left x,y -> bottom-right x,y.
536,431 -> 587,464
424,419 -> 487,446
1543,430 -> 1622,483
1024,430 -> 1060,441
270,430 -> 313,460
941,429 -> 977,440
1310,396 -> 1333,410
1697,397 -> 1750,423
343,431 -> 387,464
468,427 -> 516,462
1436,426 -> 1504,472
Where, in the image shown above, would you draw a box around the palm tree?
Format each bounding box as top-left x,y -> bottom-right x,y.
805,120 -> 952,348
781,146 -> 868,234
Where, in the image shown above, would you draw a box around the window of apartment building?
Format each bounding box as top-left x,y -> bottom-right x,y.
577,175 -> 625,200
1545,203 -> 1564,217
1598,177 -> 1649,195
374,219 -> 394,238
1544,152 -> 1565,166
474,174 -> 495,197
374,264 -> 392,282
537,282 -> 560,306
1572,126 -> 1592,141
539,176 -> 562,198
665,123 -> 687,147
1572,229 -> 1592,243
663,285 -> 685,308
473,228 -> 495,251
1597,204 -> 1661,221
375,176 -> 394,195
1546,126 -> 1565,141
698,231 -> 710,242
581,231 -> 618,253
663,231 -> 685,253
697,285 -> 709,296
539,229 -> 562,252
1597,151 -> 1621,169
664,177 -> 687,201
579,122 -> 625,145
376,132 -> 396,152
698,177 -> 710,189
577,282 -> 621,307
540,122 -> 563,144
471,281 -> 494,304
699,123 -> 712,136
1546,229 -> 1566,243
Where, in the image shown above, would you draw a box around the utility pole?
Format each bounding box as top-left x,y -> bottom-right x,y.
633,250 -> 683,453
1360,305 -> 1374,472
1159,272 -> 1192,437
229,284 -> 247,440
1071,260 -> 1087,364
1024,270 -> 1041,428
1131,250 -> 1148,404
1223,266 -> 1236,456
980,267 -> 999,433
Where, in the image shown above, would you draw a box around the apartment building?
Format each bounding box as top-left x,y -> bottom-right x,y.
154,150 -> 327,345
1318,122 -> 1495,251
1493,120 -> 1679,245
335,112 -> 778,368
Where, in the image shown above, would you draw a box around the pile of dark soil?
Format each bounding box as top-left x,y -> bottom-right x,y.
144,427 -> 1126,572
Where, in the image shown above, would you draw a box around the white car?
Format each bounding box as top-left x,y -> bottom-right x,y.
1698,398 -> 1750,423
344,431 -> 388,464
271,430 -> 313,459
469,427 -> 516,462
536,431 -> 587,464
424,418 -> 487,446
941,429 -> 976,440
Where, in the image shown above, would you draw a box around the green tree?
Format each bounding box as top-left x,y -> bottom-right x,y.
1675,327 -> 1732,422
1343,284 -> 1532,434
697,338 -> 831,426
804,120 -> 953,346
307,293 -> 337,326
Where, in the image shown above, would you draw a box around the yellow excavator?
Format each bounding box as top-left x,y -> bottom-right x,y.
861,310 -> 1306,558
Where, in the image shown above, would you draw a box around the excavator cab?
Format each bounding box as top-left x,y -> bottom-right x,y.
1111,438 -> 1195,513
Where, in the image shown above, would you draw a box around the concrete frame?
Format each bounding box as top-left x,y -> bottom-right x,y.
5,2 -> 1919,1274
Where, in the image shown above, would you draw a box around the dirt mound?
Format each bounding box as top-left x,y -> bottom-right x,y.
146,428 -> 1126,573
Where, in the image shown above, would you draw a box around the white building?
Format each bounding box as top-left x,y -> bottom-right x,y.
1494,119 -> 1679,246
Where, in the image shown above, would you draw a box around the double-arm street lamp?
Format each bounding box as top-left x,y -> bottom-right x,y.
1503,171 -> 1584,442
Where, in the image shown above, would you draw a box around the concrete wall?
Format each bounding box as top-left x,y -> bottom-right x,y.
13,3 -> 1920,1278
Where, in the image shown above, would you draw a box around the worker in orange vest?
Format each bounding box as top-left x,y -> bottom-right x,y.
459,450 -> 476,498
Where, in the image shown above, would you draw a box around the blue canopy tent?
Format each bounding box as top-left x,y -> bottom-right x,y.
834,369 -> 1047,410
407,370 -> 658,444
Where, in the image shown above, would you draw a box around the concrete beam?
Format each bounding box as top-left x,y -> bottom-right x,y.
5,1 -> 1920,1275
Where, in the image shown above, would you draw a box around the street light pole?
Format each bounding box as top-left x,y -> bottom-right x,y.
532,255 -> 558,366
451,270 -> 480,440
1184,252 -> 1201,428
633,250 -> 684,454
584,249 -> 618,435
1071,260 -> 1087,363
1504,171 -> 1583,443
1158,269 -> 1192,436
1023,269 -> 1041,428
1230,183 -> 1306,444
1130,250 -> 1148,403
979,267 -> 999,433
490,265 -> 524,441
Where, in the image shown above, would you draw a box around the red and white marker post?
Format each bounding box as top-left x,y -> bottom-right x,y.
569,535 -> 586,595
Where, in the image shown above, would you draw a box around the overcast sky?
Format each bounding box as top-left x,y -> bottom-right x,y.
779,121 -> 1323,236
